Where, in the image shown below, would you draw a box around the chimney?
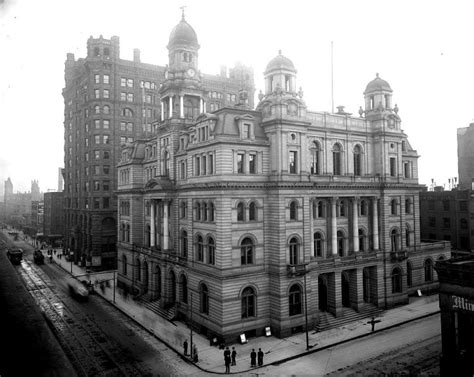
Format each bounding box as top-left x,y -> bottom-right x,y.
133,48 -> 141,63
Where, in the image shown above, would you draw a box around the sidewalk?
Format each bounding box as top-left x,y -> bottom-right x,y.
49,248 -> 440,375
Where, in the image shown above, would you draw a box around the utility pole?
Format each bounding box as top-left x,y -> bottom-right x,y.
189,292 -> 193,359
303,264 -> 310,350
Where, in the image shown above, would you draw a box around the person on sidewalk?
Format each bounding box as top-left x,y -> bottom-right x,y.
231,346 -> 237,366
257,348 -> 264,366
192,344 -> 198,362
250,348 -> 256,367
183,339 -> 188,356
224,352 -> 231,374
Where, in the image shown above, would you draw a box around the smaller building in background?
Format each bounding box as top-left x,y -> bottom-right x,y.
43,192 -> 64,247
436,256 -> 474,377
458,123 -> 474,190
420,188 -> 472,254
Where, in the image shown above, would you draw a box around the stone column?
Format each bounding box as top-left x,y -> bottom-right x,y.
200,98 -> 203,113
352,197 -> 359,252
169,97 -> 173,119
163,201 -> 169,250
150,200 -> 156,247
331,197 -> 338,255
160,100 -> 164,121
180,95 -> 184,118
372,197 -> 379,251
203,101 -> 207,113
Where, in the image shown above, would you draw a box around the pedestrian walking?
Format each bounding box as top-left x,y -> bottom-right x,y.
257,348 -> 264,366
224,353 -> 231,373
231,346 -> 237,366
192,344 -> 198,362
250,348 -> 256,367
183,339 -> 188,356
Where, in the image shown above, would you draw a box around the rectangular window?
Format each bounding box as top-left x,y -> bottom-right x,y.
121,78 -> 126,87
289,151 -> 297,174
127,78 -> 134,87
103,197 -> 110,208
94,150 -> 100,159
94,119 -> 101,129
95,89 -> 100,99
443,200 -> 450,211
237,153 -> 244,173
103,120 -> 110,129
104,151 -> 110,159
120,121 -> 126,131
181,161 -> 186,179
95,135 -> 101,144
103,74 -> 109,84
103,181 -> 110,191
93,181 -> 100,191
94,74 -> 100,84
249,154 -> 256,174
94,166 -> 100,175
121,92 -> 126,101
390,157 -> 396,177
127,93 -> 134,102
404,162 -> 411,178
209,154 -> 214,174
103,89 -> 109,99
243,123 -> 251,139
103,135 -> 110,144
443,217 -> 451,228
460,201 -> 468,211
103,165 -> 110,174
202,156 -> 207,175
195,156 -> 200,175
94,198 -> 100,209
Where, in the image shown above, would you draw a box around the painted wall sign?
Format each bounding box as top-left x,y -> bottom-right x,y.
451,295 -> 474,312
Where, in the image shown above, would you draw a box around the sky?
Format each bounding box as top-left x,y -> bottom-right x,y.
1,0 -> 473,194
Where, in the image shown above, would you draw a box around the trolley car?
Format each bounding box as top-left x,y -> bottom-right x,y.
6,248 -> 23,265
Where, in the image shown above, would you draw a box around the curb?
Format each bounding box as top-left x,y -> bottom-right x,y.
53,258 -> 440,375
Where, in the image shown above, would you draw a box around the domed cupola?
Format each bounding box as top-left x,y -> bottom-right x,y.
263,50 -> 298,95
363,73 -> 394,113
166,11 -> 200,74
256,51 -> 306,119
167,14 -> 199,49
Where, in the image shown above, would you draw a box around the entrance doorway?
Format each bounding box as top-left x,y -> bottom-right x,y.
341,272 -> 350,307
318,276 -> 328,311
363,268 -> 370,303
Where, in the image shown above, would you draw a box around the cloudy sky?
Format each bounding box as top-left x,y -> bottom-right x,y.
1,0 -> 472,194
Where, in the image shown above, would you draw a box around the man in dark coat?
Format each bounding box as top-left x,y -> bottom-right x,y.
250,348 -> 257,367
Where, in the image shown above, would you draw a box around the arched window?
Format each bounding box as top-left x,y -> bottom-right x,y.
209,202 -> 215,222
122,254 -> 127,275
406,224 -> 411,247
241,287 -> 256,318
333,143 -> 342,175
310,141 -> 321,175
249,202 -> 257,221
164,151 -> 170,176
290,200 -> 298,220
391,267 -> 402,293
424,259 -> 433,282
208,237 -> 215,265
122,108 -> 133,117
180,274 -> 188,304
237,202 -> 245,222
407,261 -> 413,287
200,284 -> 209,314
337,231 -> 345,256
338,200 -> 346,217
103,105 -> 110,114
353,145 -> 362,176
359,229 -> 366,251
289,284 -> 302,316
313,232 -> 323,257
136,258 -> 141,281
390,199 -> 398,215
313,200 -> 325,219
196,235 -> 204,262
196,202 -> 201,221
405,198 -> 412,214
202,202 -> 208,221
240,237 -> 254,265
94,105 -> 100,114
289,237 -> 299,265
181,230 -> 188,258
391,228 -> 400,252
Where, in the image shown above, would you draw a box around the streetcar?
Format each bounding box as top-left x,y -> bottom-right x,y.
67,278 -> 89,301
33,249 -> 45,264
6,248 -> 23,265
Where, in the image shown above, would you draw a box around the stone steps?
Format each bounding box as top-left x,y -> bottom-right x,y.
135,295 -> 177,321
316,303 -> 384,332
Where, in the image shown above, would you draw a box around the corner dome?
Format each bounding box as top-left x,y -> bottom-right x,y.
265,51 -> 296,73
168,17 -> 199,48
364,73 -> 392,94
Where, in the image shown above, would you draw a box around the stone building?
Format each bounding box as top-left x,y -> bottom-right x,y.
116,16 -> 450,340
43,192 -> 64,246
62,23 -> 254,269
436,256 -> 474,376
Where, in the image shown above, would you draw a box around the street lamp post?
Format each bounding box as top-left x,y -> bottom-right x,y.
189,292 -> 193,360
303,265 -> 310,351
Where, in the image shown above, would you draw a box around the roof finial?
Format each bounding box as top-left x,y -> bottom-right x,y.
376,72 -> 379,78
180,5 -> 187,20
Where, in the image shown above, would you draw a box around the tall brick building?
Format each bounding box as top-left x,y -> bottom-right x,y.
115,15 -> 450,341
62,23 -> 254,269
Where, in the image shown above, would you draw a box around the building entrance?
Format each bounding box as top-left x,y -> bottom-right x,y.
342,272 -> 350,307
318,276 -> 328,311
